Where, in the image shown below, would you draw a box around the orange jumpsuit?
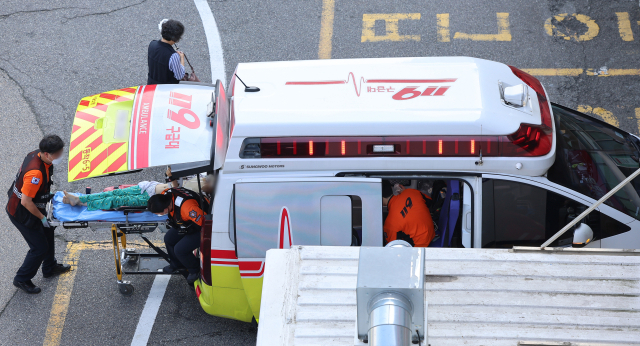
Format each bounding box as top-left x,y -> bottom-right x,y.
384,188 -> 435,247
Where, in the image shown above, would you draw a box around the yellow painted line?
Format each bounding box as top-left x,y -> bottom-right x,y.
453,13 -> 511,41
577,105 -> 619,127
361,13 -> 421,42
43,242 -> 82,346
520,68 -> 640,77
43,240 -> 164,346
544,13 -> 599,41
615,12 -> 634,41
586,68 -> 640,76
635,108 -> 640,134
436,13 -> 450,42
318,0 -> 335,59
521,68 -> 584,76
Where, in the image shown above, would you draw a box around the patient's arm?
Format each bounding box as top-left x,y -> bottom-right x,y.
154,183 -> 171,195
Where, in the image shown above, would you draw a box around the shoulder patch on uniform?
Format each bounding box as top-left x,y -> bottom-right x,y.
31,177 -> 40,185
175,196 -> 183,206
189,210 -> 197,218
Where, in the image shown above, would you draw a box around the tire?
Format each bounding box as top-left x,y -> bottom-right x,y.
118,283 -> 134,296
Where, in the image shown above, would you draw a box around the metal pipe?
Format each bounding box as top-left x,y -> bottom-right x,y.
541,166 -> 640,248
367,292 -> 413,346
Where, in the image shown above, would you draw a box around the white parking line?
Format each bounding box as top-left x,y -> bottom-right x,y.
194,0 -> 227,85
130,275 -> 172,346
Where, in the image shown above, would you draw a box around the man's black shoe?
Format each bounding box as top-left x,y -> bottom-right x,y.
186,272 -> 199,285
43,264 -> 72,278
13,280 -> 41,294
162,265 -> 185,274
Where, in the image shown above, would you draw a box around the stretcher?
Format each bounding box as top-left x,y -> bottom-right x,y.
46,192 -> 175,296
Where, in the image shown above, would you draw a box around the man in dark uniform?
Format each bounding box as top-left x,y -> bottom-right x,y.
6,135 -> 71,294
147,187 -> 205,284
147,19 -> 186,84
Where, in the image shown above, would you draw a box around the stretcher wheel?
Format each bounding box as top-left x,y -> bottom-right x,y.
118,282 -> 134,296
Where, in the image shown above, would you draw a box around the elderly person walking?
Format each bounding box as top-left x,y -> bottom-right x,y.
147,19 -> 186,84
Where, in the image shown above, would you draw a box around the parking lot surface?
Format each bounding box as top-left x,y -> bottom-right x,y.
0,0 -> 639,344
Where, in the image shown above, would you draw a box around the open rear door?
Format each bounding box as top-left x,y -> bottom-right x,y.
68,83 -> 228,181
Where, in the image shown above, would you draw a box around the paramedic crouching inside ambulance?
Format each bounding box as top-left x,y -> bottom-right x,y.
6,135 -> 71,294
383,182 -> 435,247
147,187 -> 204,284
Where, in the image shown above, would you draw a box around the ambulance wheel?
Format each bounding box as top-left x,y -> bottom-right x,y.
118,283 -> 134,296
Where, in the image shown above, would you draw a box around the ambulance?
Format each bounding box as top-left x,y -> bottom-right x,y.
67,57 -> 640,323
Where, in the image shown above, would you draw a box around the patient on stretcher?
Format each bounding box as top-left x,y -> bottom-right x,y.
62,168 -> 214,211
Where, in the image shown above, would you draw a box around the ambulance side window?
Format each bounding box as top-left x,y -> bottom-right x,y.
481,179 -> 629,248
548,104 -> 640,224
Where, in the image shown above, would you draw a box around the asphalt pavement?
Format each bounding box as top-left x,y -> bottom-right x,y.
0,0 -> 639,345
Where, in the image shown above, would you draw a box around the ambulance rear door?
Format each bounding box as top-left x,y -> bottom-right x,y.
232,176 -> 382,320
67,81 -> 230,182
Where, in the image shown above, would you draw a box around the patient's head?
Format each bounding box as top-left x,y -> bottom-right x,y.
147,194 -> 172,216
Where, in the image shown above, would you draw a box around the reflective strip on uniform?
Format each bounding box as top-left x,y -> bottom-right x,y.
13,185 -> 23,199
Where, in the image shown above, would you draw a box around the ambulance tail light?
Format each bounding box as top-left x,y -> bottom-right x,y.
508,66 -> 553,129
200,215 -> 213,286
241,133 -> 551,158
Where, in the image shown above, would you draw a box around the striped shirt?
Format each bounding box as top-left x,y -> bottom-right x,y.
168,53 -> 185,80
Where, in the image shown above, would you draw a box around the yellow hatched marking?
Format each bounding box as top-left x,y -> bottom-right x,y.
69,122 -> 96,143
69,142 -> 110,178
89,143 -> 128,177
78,106 -> 107,118
69,130 -> 102,159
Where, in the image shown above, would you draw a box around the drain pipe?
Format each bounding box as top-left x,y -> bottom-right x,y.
356,244 -> 425,345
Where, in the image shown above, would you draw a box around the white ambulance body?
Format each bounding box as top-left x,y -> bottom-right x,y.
202,57 -> 640,321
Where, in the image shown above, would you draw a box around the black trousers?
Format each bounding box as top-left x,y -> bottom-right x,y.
8,211 -> 58,282
164,227 -> 200,275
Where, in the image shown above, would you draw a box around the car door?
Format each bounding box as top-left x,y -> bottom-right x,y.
232,176 -> 382,319
480,174 -> 631,248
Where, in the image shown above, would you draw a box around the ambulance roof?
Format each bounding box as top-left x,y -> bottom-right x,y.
231,57 -> 544,138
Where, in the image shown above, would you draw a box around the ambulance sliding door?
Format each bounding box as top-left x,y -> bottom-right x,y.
234,177 -> 382,258
233,177 -> 381,320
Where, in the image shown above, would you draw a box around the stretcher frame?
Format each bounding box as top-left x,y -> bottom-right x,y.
46,201 -> 177,296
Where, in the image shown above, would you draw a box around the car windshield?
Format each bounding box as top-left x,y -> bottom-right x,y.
548,104 -> 640,221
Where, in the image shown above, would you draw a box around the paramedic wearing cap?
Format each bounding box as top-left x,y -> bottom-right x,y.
383,184 -> 435,247
147,187 -> 204,284
147,19 -> 185,84
6,135 -> 71,294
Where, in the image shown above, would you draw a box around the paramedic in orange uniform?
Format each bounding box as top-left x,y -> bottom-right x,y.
147,187 -> 205,284
6,135 -> 71,294
383,184 -> 435,247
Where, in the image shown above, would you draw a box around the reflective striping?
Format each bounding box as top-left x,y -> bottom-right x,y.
69,86 -> 138,181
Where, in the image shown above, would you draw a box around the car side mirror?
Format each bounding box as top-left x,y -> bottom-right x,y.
572,223 -> 593,248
